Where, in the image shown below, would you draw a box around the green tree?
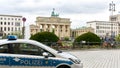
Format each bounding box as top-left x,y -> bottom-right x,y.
115,34 -> 120,42
64,37 -> 69,41
74,32 -> 101,45
2,32 -> 22,39
11,32 -> 22,39
30,32 -> 59,46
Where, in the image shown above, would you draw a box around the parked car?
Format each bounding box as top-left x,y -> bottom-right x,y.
0,35 -> 83,68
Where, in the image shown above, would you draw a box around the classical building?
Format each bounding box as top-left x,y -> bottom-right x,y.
0,15 -> 23,38
30,24 -> 40,35
30,9 -> 71,39
71,27 -> 94,38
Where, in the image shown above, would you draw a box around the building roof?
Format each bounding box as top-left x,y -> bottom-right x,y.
87,20 -> 119,23
0,14 -> 22,17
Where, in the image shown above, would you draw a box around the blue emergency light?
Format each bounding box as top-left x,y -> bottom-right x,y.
7,35 -> 17,40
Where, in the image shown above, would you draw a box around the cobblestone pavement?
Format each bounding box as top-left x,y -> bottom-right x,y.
69,49 -> 120,68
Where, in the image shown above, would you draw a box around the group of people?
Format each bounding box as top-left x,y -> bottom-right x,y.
102,36 -> 116,48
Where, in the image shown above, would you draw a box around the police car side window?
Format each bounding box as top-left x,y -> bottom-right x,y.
0,45 -> 8,53
18,43 -> 55,57
0,43 -> 55,57
0,43 -> 20,54
0,44 -> 17,53
19,43 -> 42,56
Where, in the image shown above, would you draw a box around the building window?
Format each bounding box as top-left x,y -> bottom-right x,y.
18,18 -> 21,20
111,17 -> 116,21
96,26 -> 99,29
8,22 -> 10,25
11,27 -> 13,31
12,18 -> 14,20
4,27 -> 6,31
8,27 -> 10,31
18,27 -> 20,31
15,22 -> 20,26
4,18 -> 6,20
0,27 -> 2,31
4,22 -> 6,25
1,22 -> 3,25
8,18 -> 10,20
1,18 -> 3,20
15,18 -> 17,20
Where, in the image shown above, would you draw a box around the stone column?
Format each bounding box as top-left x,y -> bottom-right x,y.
68,25 -> 70,37
43,24 -> 47,31
47,24 -> 49,32
50,24 -> 53,32
54,25 -> 57,34
62,25 -> 65,37
41,24 -> 44,31
57,25 -> 60,38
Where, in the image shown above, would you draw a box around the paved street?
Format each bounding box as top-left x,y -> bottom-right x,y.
69,49 -> 120,68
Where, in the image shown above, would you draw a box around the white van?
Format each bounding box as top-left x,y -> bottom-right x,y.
0,35 -> 83,68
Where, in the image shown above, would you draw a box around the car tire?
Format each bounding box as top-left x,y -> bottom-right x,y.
57,65 -> 70,68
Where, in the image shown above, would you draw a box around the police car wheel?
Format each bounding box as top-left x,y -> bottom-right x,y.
57,65 -> 70,68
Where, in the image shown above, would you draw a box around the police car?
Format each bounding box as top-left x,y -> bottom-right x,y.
0,35 -> 83,68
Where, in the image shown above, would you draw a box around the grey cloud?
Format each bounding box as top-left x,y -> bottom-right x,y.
0,0 -> 110,15
58,2 -> 108,14
0,0 -> 48,14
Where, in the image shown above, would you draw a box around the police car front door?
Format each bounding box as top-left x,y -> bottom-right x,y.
10,55 -> 53,68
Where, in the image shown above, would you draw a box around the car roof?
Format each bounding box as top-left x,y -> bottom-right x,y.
0,39 -> 39,45
0,39 -> 58,54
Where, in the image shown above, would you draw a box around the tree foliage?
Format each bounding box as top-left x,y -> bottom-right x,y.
74,32 -> 101,45
115,34 -> 120,42
2,32 -> 22,39
30,32 -> 59,46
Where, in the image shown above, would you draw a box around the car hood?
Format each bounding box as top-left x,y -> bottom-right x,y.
58,52 -> 78,59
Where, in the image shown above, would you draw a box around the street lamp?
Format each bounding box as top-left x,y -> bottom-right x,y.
109,1 -> 115,15
109,1 -> 115,38
22,17 -> 26,39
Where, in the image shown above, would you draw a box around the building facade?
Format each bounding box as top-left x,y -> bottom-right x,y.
30,24 -> 40,35
30,9 -> 71,39
35,17 -> 71,39
109,14 -> 120,22
71,27 -> 94,38
87,21 -> 119,37
0,15 -> 23,38
109,14 -> 120,35
87,14 -> 120,38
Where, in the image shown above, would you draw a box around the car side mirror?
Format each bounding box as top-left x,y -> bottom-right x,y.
43,52 -> 49,58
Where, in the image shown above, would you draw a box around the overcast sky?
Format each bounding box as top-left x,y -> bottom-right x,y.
0,0 -> 120,29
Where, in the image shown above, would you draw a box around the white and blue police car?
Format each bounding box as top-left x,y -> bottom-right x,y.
0,35 -> 83,68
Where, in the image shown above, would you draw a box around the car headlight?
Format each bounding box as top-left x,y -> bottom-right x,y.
69,58 -> 81,64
